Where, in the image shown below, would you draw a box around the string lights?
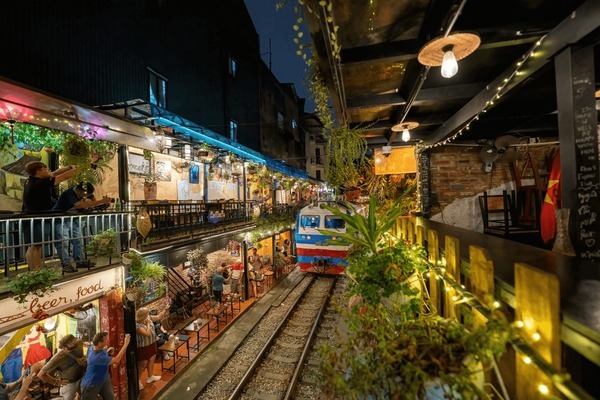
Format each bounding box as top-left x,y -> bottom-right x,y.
423,35 -> 547,149
392,237 -> 589,399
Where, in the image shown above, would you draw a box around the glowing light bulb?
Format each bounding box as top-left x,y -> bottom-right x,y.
538,384 -> 549,395
514,320 -> 525,328
523,356 -> 532,364
402,128 -> 410,142
441,46 -> 458,78
532,332 -> 541,342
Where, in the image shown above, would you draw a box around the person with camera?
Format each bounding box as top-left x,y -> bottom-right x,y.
22,161 -> 80,270
52,182 -> 112,272
37,334 -> 86,400
80,332 -> 131,400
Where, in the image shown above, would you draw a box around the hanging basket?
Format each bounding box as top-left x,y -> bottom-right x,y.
136,207 -> 152,238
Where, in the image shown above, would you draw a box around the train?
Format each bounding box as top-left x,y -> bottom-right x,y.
294,201 -> 353,274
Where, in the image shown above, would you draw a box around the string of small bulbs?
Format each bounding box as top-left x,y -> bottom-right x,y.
422,35 -> 547,150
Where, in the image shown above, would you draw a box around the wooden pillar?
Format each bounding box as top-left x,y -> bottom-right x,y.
427,229 -> 439,315
444,235 -> 460,319
407,219 -> 415,244
469,246 -> 495,307
515,263 -> 561,399
416,225 -> 425,247
99,289 -> 128,400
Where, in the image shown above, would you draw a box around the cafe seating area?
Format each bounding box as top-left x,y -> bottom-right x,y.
138,270 -> 285,399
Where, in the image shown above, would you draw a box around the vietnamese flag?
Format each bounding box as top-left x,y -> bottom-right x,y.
540,150 -> 561,244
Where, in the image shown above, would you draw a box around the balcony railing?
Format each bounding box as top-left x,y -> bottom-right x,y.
0,210 -> 132,277
0,201 -> 300,275
309,157 -> 324,165
124,200 -> 298,249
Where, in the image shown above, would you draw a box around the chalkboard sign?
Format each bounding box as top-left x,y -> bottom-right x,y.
572,65 -> 600,260
420,153 -> 430,215
128,152 -> 151,175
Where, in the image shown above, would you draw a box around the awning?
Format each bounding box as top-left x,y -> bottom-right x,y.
150,105 -> 308,179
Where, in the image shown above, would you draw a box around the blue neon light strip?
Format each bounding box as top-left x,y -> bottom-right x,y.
151,107 -> 307,179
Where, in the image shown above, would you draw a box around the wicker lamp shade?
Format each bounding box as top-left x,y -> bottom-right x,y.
418,32 -> 481,67
391,121 -> 419,132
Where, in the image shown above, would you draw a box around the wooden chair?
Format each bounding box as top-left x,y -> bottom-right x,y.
478,191 -> 539,238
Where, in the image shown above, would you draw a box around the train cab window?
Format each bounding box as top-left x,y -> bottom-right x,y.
301,215 -> 320,228
324,216 -> 345,229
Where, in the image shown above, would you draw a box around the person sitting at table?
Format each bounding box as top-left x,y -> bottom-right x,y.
212,266 -> 230,303
153,320 -> 174,361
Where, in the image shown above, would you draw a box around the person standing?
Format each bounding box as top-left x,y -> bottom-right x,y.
80,332 -> 130,400
282,239 -> 290,258
37,334 -> 86,400
52,182 -> 112,272
135,307 -> 166,391
22,161 -> 79,270
212,266 -> 230,303
230,262 -> 244,295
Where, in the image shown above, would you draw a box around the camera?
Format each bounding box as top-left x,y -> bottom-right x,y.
381,146 -> 392,157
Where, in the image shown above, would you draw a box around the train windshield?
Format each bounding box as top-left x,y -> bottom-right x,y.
301,215 -> 320,228
324,216 -> 345,229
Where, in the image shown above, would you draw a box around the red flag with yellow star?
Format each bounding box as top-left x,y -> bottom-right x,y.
540,150 -> 561,244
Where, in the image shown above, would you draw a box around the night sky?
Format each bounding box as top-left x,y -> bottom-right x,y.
244,0 -> 315,113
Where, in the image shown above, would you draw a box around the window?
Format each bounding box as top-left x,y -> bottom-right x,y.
292,119 -> 297,129
301,215 -> 320,229
229,119 -> 238,141
325,216 -> 345,229
277,112 -> 284,130
148,69 -> 167,108
316,170 -> 321,180
228,56 -> 237,78
315,148 -> 322,164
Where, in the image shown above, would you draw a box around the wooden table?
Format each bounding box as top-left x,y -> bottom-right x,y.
182,319 -> 210,351
206,304 -> 228,332
158,334 -> 190,373
224,294 -> 242,317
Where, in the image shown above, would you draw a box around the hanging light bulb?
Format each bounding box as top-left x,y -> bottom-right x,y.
402,128 -> 410,142
441,45 -> 458,78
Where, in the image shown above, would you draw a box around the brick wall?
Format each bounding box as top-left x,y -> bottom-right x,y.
427,143 -> 558,230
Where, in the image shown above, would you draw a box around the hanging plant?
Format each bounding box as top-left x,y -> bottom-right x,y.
86,228 -> 120,258
0,122 -> 65,155
143,149 -> 154,160
8,269 -> 63,304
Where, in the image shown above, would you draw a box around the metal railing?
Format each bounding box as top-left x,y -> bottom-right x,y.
0,210 -> 133,276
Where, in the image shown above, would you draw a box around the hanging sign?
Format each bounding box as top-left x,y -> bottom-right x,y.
0,268 -> 123,335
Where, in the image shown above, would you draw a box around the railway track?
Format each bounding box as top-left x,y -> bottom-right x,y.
198,274 -> 345,400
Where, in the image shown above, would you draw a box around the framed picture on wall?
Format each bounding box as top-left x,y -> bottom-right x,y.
128,152 -> 151,175
189,164 -> 200,184
155,160 -> 172,181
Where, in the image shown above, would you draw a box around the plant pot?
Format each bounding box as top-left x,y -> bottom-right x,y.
122,256 -> 133,266
344,189 -> 361,202
144,184 -> 157,200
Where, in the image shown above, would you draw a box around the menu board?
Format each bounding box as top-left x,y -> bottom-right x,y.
420,153 -> 430,215
572,71 -> 600,260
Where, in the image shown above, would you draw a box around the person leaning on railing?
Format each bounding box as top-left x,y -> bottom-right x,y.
52,182 -> 113,273
22,161 -> 79,270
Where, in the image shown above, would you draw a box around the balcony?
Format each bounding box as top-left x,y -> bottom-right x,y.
309,157 -> 324,165
0,200 -> 299,280
0,210 -> 132,277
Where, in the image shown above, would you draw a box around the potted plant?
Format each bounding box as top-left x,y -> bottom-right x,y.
86,228 -> 120,260
187,246 -> 209,290
7,269 -> 63,304
126,258 -> 167,305
316,193 -> 513,398
320,299 -> 513,399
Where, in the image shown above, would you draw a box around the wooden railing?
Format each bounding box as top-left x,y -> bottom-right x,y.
395,216 -> 597,399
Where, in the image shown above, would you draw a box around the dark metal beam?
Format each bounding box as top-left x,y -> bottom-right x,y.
424,0 -> 600,146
